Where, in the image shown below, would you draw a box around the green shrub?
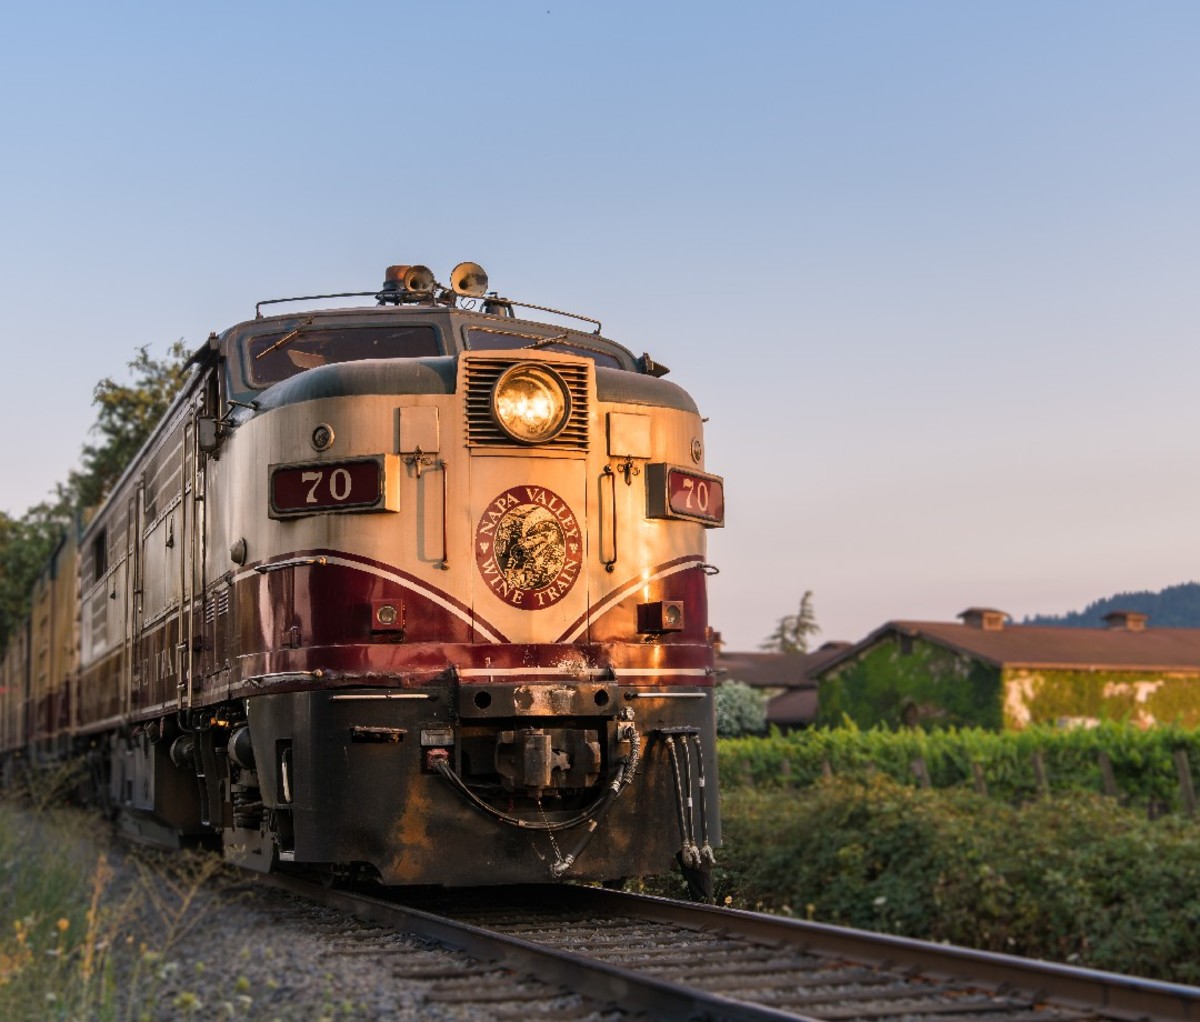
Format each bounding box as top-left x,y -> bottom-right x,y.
717,722 -> 1200,808
714,680 -> 767,737
715,776 -> 1200,983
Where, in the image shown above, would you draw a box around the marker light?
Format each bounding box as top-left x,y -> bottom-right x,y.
492,363 -> 570,443
371,599 -> 404,632
637,601 -> 686,634
376,604 -> 398,626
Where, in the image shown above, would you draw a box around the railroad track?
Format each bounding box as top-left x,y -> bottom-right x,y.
264,874 -> 1200,1021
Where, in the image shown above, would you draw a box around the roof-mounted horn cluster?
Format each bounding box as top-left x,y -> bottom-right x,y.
254,261 -> 602,330
377,261 -> 489,306
381,264 -> 436,297
253,261 -> 491,318
450,262 -> 488,297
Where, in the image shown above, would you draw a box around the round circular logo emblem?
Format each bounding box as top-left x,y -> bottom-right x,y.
475,486 -> 583,609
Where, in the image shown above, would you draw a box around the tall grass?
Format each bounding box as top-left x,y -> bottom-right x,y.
0,803 -> 125,1019
0,800 -> 228,1021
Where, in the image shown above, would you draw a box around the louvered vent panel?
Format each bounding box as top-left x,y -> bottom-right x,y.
464,357 -> 590,450
204,590 -> 230,624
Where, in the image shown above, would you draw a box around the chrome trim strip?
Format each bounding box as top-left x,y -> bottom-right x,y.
455,667 -> 708,679
457,667 -> 610,678
247,670 -> 325,685
254,556 -> 328,574
627,691 -> 706,699
329,693 -> 434,701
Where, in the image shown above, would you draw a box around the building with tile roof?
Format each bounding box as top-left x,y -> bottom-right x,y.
714,642 -> 851,730
811,608 -> 1200,730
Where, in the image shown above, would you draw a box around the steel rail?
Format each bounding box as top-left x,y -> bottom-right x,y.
546,885 -> 1200,1022
259,872 -> 812,1022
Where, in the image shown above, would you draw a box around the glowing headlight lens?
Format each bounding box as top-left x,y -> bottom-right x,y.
492,364 -> 570,443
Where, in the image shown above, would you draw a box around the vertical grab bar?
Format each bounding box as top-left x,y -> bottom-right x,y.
601,465 -> 618,573
438,460 -> 449,569
177,412 -> 191,710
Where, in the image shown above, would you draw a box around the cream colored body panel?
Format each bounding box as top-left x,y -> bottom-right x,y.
213,392 -> 457,617
210,351 -> 711,648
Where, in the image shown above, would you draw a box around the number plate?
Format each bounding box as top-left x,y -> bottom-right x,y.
270,459 -> 384,515
645,464 -> 725,527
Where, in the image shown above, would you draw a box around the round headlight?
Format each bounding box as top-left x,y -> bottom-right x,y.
492,364 -> 571,443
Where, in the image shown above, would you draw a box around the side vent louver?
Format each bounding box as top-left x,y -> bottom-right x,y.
204,589 -> 230,624
464,357 -> 590,450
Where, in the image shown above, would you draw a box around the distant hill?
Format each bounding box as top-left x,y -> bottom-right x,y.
1023,582 -> 1200,628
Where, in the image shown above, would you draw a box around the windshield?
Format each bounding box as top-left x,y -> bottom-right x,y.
465,327 -> 625,369
246,324 -> 441,386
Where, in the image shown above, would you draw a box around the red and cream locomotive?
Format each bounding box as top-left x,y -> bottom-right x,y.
0,262 -> 725,890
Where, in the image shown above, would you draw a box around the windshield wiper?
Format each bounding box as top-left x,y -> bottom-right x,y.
255,317 -> 314,360
521,332 -> 569,351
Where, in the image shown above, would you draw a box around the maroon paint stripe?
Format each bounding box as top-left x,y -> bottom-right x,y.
249,548 -> 511,643
554,554 -> 704,642
243,550 -> 708,650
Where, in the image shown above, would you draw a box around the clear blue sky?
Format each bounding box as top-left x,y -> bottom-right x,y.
2,2 -> 1198,649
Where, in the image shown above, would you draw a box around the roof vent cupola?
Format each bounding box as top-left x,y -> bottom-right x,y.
1102,610 -> 1148,632
958,607 -> 1008,631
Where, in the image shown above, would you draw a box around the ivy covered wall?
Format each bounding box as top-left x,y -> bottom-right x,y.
816,636 -> 1003,730
1003,668 -> 1200,729
816,635 -> 1200,731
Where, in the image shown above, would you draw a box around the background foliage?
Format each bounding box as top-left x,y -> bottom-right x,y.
760,590 -> 820,654
704,775 -> 1200,984
714,680 -> 768,738
718,722 -> 1200,807
1025,581 -> 1200,628
816,638 -> 1003,730
0,505 -> 67,658
0,343 -> 189,653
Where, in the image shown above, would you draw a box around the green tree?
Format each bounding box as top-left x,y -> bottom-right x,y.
714,680 -> 768,737
761,590 -> 821,654
0,501 -> 71,653
0,510 -> 26,649
0,342 -> 190,652
64,341 -> 191,513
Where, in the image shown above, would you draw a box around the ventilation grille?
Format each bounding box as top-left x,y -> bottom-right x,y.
204,589 -> 230,624
464,357 -> 590,450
